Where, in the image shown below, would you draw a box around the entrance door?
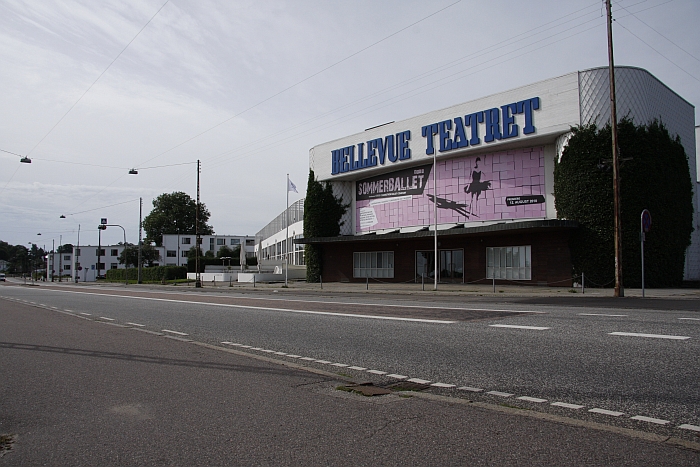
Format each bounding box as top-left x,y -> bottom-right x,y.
416,249 -> 464,283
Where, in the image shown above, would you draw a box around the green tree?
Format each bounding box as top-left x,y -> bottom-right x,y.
303,170 -> 348,282
118,243 -> 162,268
554,119 -> 693,287
143,192 -> 214,246
216,245 -> 234,258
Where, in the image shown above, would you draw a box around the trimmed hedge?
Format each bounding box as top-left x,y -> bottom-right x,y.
554,119 -> 693,287
105,265 -> 187,282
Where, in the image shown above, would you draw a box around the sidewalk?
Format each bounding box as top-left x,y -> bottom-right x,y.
130,278 -> 700,299
1,299 -> 698,466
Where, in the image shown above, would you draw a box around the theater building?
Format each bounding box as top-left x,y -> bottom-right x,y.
299,66 -> 699,285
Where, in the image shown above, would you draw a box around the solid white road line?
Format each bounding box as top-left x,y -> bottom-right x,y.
458,387 -> 484,392
487,391 -> 513,397
489,324 -> 550,330
517,396 -> 547,403
551,402 -> 584,409
630,415 -> 670,425
589,408 -> 624,417
678,424 -> 700,432
35,289 -> 457,324
609,332 -> 690,340
578,313 -> 628,317
161,329 -> 188,336
126,322 -> 145,327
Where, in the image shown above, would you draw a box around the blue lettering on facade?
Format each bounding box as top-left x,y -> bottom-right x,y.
330,97 -> 540,175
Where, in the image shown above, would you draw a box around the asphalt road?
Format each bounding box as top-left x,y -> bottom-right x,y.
1,281 -> 699,448
2,291 -> 700,466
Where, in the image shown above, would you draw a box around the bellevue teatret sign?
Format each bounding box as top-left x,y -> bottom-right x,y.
331,97 -> 540,176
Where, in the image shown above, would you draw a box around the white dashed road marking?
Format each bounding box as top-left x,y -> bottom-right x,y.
678,318 -> 700,321
458,386 -> 484,392
578,313 -> 627,317
551,402 -> 584,409
331,363 -> 348,367
487,391 -> 514,397
609,332 -> 690,340
589,408 -> 624,417
386,374 -> 408,379
678,424 -> 700,432
431,382 -> 456,388
367,370 -> 387,375
161,329 -> 188,336
99,317 -> 115,321
630,415 -> 670,425
79,313 -> 91,316
407,378 -> 431,384
489,324 -> 550,330
517,396 -> 547,403
347,366 -> 367,371
126,322 -> 145,327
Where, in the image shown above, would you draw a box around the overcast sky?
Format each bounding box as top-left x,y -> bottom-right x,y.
1,0 -> 698,248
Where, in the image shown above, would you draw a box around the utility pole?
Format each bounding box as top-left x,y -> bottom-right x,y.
606,0 -> 624,297
138,197 -> 143,284
58,234 -> 62,282
195,159 -> 202,288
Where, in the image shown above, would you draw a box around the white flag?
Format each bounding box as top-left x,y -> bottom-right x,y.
287,177 -> 298,193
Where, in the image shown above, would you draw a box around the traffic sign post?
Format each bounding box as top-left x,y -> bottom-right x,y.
640,209 -> 651,297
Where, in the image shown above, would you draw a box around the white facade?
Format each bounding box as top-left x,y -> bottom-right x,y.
47,244 -> 166,282
309,66 -> 699,280
161,234 -> 255,267
255,199 -> 305,266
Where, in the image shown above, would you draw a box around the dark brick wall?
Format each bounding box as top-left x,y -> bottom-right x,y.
318,230 -> 573,286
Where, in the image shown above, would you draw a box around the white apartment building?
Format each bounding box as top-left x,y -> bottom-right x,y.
255,199 -> 305,266
47,244 -> 166,282
161,234 -> 256,267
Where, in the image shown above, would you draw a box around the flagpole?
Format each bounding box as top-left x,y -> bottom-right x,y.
286,173 -> 289,287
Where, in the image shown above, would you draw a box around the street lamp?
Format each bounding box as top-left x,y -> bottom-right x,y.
101,224 -> 128,286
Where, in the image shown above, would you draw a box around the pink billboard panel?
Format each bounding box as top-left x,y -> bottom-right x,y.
355,146 -> 545,233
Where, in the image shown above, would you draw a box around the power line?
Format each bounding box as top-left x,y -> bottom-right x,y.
133,0 -> 464,169
25,0 -> 170,157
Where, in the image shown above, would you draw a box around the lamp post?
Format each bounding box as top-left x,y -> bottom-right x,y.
102,224 -> 128,286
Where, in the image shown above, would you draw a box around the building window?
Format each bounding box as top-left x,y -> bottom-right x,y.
415,250 -> 463,282
111,249 -> 118,256
181,251 -> 189,257
64,255 -> 71,261
97,262 -> 105,270
182,237 -> 191,245
246,239 -> 255,246
217,238 -> 225,245
76,248 -> 81,256
167,250 -> 177,257
64,264 -> 71,270
353,251 -> 394,278
487,246 -> 531,280
230,238 -> 240,245
209,238 -> 215,250
110,263 -> 118,269
96,249 -> 105,256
